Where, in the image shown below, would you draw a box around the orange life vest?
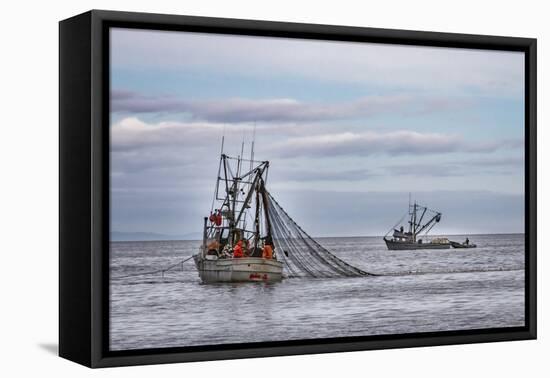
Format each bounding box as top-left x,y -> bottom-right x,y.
262,244 -> 273,259
233,242 -> 243,258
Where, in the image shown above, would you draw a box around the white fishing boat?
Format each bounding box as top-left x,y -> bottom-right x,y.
193,141 -> 283,283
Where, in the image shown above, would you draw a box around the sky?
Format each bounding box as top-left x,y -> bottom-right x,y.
110,28 -> 525,238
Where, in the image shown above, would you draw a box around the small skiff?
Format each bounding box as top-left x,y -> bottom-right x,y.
450,241 -> 477,249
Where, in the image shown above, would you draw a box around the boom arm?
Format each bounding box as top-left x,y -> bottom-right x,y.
233,163 -> 268,227
416,212 -> 441,235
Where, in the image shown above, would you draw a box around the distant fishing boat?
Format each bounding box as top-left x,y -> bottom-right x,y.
193,139 -> 283,283
384,198 -> 450,250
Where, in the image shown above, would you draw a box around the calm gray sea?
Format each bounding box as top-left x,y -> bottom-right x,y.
109,234 -> 525,351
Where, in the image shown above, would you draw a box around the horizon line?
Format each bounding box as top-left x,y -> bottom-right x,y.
110,231 -> 526,243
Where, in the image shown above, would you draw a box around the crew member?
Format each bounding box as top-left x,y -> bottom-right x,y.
233,240 -> 244,258
206,239 -> 220,255
262,242 -> 273,259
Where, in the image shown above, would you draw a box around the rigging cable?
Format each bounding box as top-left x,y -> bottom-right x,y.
384,213 -> 407,238
111,255 -> 195,280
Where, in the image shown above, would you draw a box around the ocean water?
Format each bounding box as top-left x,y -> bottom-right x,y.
109,234 -> 525,351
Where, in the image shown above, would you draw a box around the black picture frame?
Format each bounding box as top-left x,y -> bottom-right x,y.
59,9 -> 537,368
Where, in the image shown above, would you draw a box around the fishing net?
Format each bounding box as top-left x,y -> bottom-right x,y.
265,192 -> 373,278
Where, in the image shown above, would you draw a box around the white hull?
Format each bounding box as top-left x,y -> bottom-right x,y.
193,255 -> 283,283
384,238 -> 450,250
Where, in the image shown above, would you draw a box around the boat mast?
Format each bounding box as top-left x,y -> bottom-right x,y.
412,202 -> 417,242
234,163 -> 267,226
249,122 -> 256,194
408,193 -> 412,235
254,186 -> 261,251
212,135 -> 225,213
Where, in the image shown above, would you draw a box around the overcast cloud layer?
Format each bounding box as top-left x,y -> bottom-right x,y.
111,90 -> 472,123
110,28 -> 525,237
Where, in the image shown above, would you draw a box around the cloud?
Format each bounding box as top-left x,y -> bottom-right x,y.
110,116 -> 314,152
112,117 -> 523,160
461,156 -> 524,167
385,164 -> 462,177
462,139 -> 525,153
111,89 -> 136,101
385,156 -> 524,178
271,130 -> 522,158
109,117 -> 525,236
111,90 -> 468,123
108,29 -> 526,236
111,117 -> 227,151
277,168 -> 375,182
111,28 -> 524,98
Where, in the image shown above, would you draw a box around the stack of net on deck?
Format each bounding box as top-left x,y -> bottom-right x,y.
266,192 -> 373,278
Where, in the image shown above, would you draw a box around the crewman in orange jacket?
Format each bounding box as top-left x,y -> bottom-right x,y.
233,240 -> 244,258
262,243 -> 273,259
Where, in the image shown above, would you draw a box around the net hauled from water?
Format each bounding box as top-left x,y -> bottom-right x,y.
266,192 -> 374,278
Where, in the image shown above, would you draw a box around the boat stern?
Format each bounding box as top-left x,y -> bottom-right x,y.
195,256 -> 283,283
